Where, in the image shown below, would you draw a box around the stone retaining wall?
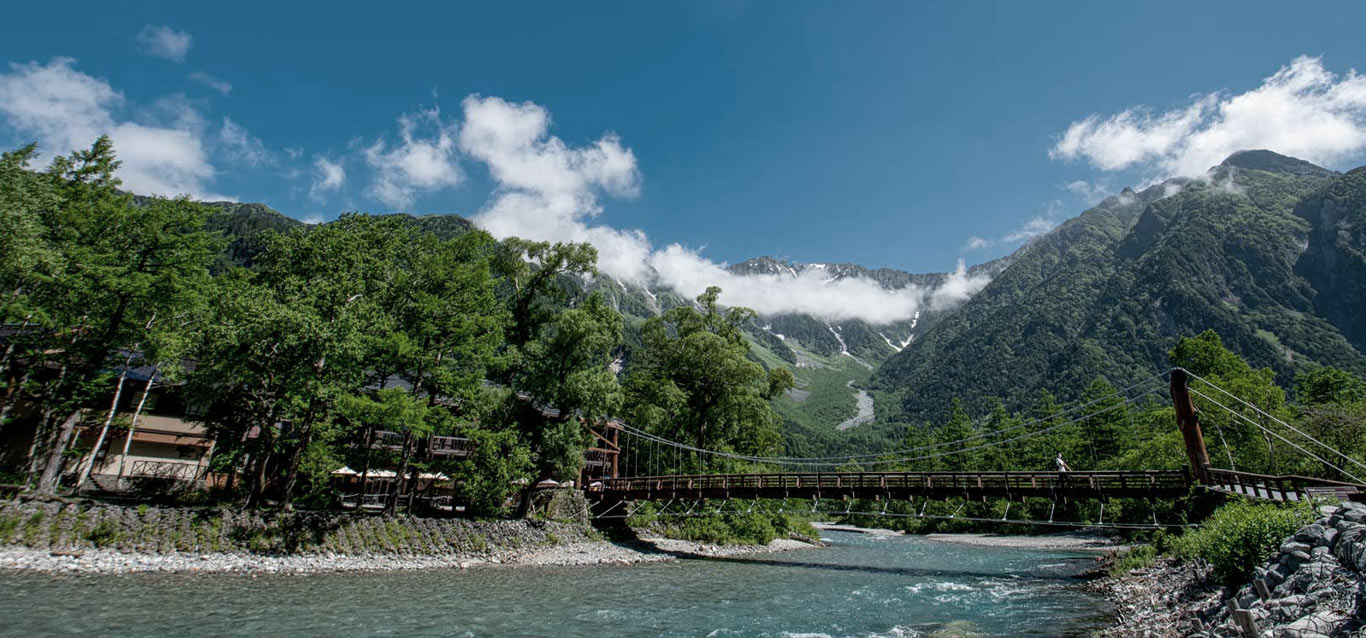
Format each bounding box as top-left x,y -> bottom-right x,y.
0,498 -> 597,556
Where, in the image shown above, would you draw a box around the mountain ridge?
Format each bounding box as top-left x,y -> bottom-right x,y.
874,150 -> 1366,426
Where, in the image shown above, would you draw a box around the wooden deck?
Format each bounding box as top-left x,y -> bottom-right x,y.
585,470 -> 1194,501
1203,468 -> 1364,503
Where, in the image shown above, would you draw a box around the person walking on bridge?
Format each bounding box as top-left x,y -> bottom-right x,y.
1054,452 -> 1071,473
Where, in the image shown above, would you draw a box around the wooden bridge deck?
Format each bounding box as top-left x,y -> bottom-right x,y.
585,470 -> 1194,502
1203,468 -> 1364,503
584,468 -> 1366,504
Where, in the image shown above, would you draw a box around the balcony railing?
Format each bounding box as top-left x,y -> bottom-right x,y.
428,435 -> 474,457
339,493 -> 389,509
583,448 -> 617,468
127,460 -> 206,482
371,430 -> 405,451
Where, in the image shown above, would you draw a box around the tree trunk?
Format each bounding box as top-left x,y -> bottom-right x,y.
514,467 -> 550,519
245,449 -> 273,509
116,371 -> 158,482
0,368 -> 29,434
358,426 -> 373,507
279,420 -> 315,511
34,409 -> 83,496
75,357 -> 134,490
385,431 -> 415,516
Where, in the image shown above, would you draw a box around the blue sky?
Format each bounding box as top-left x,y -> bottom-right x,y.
2,0 -> 1366,286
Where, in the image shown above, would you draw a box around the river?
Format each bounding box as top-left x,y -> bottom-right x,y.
0,530 -> 1113,637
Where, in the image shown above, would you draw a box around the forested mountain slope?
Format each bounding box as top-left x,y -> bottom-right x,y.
874,150 -> 1366,424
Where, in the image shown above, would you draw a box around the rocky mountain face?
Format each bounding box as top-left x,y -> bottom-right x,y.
874,150 -> 1366,424
1295,166 -> 1366,351
718,257 -> 1009,366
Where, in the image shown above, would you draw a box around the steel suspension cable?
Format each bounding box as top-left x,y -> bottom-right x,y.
617,386 -> 1167,469
617,375 -> 1168,466
754,371 -> 1171,462
1188,387 -> 1364,484
1182,369 -> 1366,476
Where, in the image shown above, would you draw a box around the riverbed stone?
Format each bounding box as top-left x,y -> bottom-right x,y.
1341,507 -> 1366,524
1273,609 -> 1349,638
1281,541 -> 1312,555
1294,524 -> 1329,546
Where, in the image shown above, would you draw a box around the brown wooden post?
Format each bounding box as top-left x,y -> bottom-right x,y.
1170,369 -> 1212,484
610,425 -> 619,479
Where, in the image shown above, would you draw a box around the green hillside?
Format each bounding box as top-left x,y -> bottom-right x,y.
874,150 -> 1366,424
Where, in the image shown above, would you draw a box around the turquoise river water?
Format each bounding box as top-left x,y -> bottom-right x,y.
0,531 -> 1114,637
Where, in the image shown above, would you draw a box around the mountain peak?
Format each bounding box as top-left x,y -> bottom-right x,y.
1219,150 -> 1334,177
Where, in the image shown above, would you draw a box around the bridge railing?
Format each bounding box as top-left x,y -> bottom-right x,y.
591,470 -> 1190,495
1204,467 -> 1362,502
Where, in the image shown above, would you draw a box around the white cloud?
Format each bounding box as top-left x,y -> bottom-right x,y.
963,236 -> 992,251
137,25 -> 193,63
310,157 -> 346,202
928,260 -> 993,310
219,117 -> 270,166
1051,56 -> 1366,177
1003,215 -> 1056,243
1063,179 -> 1109,203
460,95 -> 983,323
302,214 -> 324,225
363,108 -> 461,208
460,95 -> 650,282
0,58 -> 223,199
189,71 -> 231,95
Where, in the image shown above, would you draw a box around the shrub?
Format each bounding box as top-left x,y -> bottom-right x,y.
1171,500 -> 1313,585
1108,544 -> 1157,577
85,520 -> 122,547
0,515 -> 18,542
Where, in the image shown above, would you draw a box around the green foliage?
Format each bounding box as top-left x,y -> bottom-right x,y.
1109,544 -> 1158,577
624,287 -> 791,470
85,519 -> 121,547
455,428 -> 533,517
1295,367 -> 1366,405
0,514 -> 18,542
670,513 -> 776,545
1171,500 -> 1313,586
875,154 -> 1366,429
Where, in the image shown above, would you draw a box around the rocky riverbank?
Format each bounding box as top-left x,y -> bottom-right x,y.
1094,502 -> 1366,637
0,498 -> 817,574
0,536 -> 815,574
924,530 -> 1128,552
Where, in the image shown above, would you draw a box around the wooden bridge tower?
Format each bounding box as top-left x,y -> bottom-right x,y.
1169,369 -> 1212,484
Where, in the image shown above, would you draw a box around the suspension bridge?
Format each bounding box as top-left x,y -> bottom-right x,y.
580,368 -> 1366,528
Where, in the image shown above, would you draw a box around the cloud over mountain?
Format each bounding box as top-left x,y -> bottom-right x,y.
1051,56 -> 1366,177
459,96 -> 986,323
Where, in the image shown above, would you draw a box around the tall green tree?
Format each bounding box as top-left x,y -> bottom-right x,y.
189,215 -> 407,507
22,138 -> 219,496
1170,330 -> 1288,474
0,144 -> 60,428
1295,367 -> 1366,406
624,287 -> 793,470
375,229 -> 503,513
509,293 -> 624,516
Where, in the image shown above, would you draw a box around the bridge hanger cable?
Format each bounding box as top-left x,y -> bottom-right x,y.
1188,387 -> 1365,484
616,375 -> 1170,466
727,371 -> 1172,462
617,385 -> 1168,469
1180,368 -> 1366,476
